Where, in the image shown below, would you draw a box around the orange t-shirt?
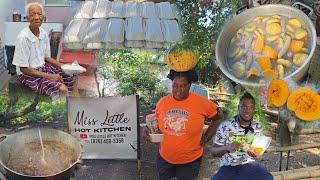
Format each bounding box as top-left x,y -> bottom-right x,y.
156,92 -> 217,164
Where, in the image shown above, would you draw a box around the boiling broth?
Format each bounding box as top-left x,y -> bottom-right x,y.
6,141 -> 77,176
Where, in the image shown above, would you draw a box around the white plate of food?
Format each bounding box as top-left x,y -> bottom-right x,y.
61,63 -> 86,76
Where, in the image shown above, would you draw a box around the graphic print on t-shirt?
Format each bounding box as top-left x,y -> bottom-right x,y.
164,109 -> 189,136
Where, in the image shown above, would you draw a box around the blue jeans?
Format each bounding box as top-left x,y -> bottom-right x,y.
212,162 -> 274,180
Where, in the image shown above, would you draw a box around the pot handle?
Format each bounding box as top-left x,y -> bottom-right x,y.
0,134 -> 7,143
292,2 -> 315,20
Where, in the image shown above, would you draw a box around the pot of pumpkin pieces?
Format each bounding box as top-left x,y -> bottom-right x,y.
216,4 -> 316,88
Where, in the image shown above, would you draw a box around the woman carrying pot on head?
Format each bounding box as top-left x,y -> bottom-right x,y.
143,69 -> 224,180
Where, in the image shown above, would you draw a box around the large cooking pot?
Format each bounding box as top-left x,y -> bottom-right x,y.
215,4 -> 317,87
0,128 -> 82,180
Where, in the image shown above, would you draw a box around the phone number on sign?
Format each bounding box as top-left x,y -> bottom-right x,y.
90,138 -> 124,144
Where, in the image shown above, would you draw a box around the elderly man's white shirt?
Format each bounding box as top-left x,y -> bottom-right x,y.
12,27 -> 51,74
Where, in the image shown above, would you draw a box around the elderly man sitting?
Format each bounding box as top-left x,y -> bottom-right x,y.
12,2 -> 78,97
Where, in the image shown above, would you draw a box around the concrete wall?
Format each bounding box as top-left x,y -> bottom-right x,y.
0,0 -> 25,44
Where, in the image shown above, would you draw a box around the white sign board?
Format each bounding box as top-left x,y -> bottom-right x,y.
68,95 -> 139,159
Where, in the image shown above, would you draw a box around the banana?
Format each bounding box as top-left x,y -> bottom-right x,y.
245,22 -> 256,32
235,49 -> 245,58
295,28 -> 308,40
277,58 -> 292,68
254,30 -> 262,37
257,28 -> 264,35
276,37 -> 284,49
262,17 -> 270,23
266,35 -> 279,42
266,18 -> 280,25
277,64 -> 285,78
237,28 -> 244,35
228,47 -> 240,58
286,24 -> 296,33
271,15 -> 282,19
253,16 -> 263,22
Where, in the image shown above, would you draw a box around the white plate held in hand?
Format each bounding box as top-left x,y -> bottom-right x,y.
250,135 -> 272,155
150,133 -> 163,143
61,63 -> 86,76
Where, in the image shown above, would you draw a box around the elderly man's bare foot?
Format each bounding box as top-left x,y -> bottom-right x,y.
71,89 -> 80,97
51,93 -> 66,101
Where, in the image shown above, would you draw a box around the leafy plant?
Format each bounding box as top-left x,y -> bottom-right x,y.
97,49 -> 168,109
172,0 -> 239,86
0,90 -> 67,125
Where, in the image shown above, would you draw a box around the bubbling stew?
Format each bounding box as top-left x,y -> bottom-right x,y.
6,141 -> 77,176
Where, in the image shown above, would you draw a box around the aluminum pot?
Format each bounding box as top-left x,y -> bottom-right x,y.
215,4 -> 317,88
0,128 -> 82,180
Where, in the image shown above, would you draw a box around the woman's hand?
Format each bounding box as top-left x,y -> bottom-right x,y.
142,126 -> 151,142
200,134 -> 208,146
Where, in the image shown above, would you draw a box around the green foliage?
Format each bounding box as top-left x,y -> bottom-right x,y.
172,0 -> 239,86
97,49 -> 168,109
0,91 -> 66,125
23,100 -> 67,124
225,90 -> 270,131
0,91 -> 9,115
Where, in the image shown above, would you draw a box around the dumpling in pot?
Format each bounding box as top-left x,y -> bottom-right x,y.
232,62 -> 246,78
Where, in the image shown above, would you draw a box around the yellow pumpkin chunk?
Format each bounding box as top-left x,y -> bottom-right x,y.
290,40 -> 304,53
256,57 -> 272,71
263,45 -> 278,59
263,68 -> 278,79
287,87 -> 320,121
268,79 -> 289,107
